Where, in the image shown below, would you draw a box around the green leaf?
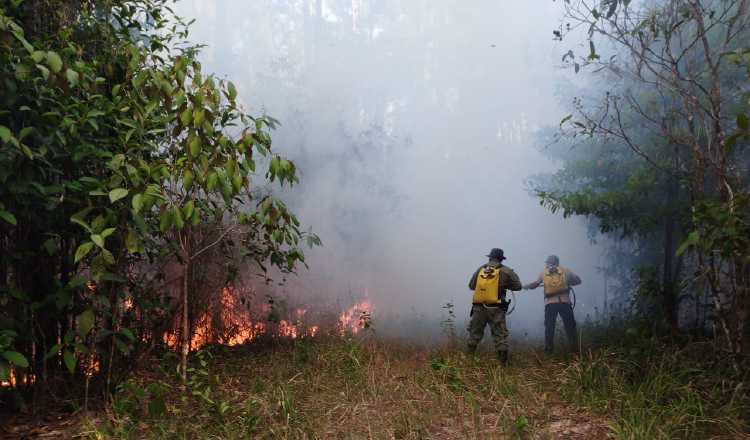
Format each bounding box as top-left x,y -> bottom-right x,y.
15,63 -> 31,80
0,125 -> 11,143
36,63 -> 50,80
180,108 -> 192,126
193,109 -> 205,127
43,237 -> 58,255
125,228 -> 140,253
63,350 -> 76,374
159,210 -> 173,233
183,200 -> 195,219
65,68 -> 79,86
109,188 -> 128,203
232,172 -> 243,192
148,396 -> 167,417
173,205 -> 185,230
227,81 -> 238,100
183,170 -> 194,191
12,31 -> 34,53
77,309 -> 95,337
101,249 -> 115,265
20,144 -> 33,159
120,327 -> 136,342
2,351 -> 29,368
206,171 -> 218,191
74,242 -> 95,263
101,227 -> 116,238
91,234 -> 105,248
132,193 -> 144,213
18,126 -> 34,141
31,50 -> 45,63
676,231 -> 699,256
587,40 -> 599,60
738,113 -> 749,130
71,217 -> 92,233
44,344 -> 62,360
46,51 -> 63,73
0,209 -> 17,226
189,136 -> 201,157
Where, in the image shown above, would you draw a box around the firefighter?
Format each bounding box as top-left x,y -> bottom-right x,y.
467,248 -> 522,364
523,255 -> 581,353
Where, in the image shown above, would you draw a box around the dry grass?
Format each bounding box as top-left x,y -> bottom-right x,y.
77,336 -> 612,439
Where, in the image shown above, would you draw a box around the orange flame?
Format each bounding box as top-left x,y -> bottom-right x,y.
0,368 -> 36,388
162,286 -> 322,351
339,299 -> 374,335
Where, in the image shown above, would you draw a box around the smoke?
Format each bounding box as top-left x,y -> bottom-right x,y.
173,0 -> 606,341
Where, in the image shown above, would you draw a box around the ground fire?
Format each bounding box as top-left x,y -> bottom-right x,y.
161,287 -> 370,351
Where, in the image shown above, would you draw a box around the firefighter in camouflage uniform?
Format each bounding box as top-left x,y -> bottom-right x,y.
467,248 -> 522,364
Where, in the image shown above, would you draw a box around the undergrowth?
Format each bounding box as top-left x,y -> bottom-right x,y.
71,324 -> 749,439
565,321 -> 750,439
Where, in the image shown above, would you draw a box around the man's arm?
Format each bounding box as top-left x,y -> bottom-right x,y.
501,267 -> 522,291
567,269 -> 582,286
468,267 -> 480,290
523,273 -> 544,290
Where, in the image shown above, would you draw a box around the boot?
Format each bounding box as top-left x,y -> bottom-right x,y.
497,350 -> 508,365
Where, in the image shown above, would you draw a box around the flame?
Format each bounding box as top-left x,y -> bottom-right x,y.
85,355 -> 101,377
162,286 -> 321,351
1,368 -> 36,388
339,299 -> 374,335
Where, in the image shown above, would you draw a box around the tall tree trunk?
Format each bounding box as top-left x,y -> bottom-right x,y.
662,164 -> 679,333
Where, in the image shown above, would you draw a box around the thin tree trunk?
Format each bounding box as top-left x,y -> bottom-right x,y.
180,249 -> 191,384
180,261 -> 189,383
662,161 -> 679,333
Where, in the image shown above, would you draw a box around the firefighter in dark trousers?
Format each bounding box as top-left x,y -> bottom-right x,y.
523,255 -> 582,353
467,248 -> 522,364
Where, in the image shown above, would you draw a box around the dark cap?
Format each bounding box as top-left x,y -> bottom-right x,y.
545,255 -> 559,266
486,248 -> 506,261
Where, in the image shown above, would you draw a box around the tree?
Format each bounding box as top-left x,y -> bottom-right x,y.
549,0 -> 750,353
0,0 -> 315,405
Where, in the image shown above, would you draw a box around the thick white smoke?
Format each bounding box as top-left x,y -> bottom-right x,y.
174,0 -> 606,341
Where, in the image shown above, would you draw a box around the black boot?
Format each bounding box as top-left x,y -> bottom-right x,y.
497,350 -> 508,365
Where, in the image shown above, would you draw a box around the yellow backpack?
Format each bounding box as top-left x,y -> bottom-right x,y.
543,267 -> 568,296
473,265 -> 502,304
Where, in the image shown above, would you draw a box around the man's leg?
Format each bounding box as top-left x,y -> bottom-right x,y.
466,305 -> 487,354
560,303 -> 578,351
544,304 -> 557,352
488,307 -> 509,364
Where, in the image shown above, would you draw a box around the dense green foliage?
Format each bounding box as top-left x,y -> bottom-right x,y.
0,0 -> 315,406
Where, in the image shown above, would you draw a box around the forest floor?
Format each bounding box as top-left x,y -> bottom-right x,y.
2,333 -> 748,439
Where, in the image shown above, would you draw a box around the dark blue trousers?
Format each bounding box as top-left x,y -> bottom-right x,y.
544,302 -> 577,351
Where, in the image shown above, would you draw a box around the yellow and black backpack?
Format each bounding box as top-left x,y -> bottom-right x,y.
472,265 -> 502,304
543,267 -> 568,296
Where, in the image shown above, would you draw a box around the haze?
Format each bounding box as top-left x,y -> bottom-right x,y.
173,0 -> 606,340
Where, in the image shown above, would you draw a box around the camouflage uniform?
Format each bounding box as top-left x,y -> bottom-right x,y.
467,259 -> 522,355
